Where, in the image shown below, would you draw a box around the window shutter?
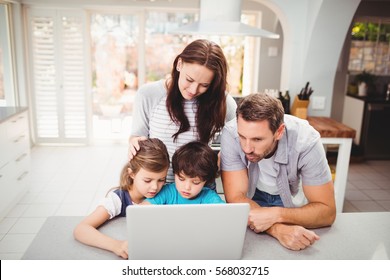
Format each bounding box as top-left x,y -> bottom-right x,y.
61,14 -> 87,139
27,8 -> 88,143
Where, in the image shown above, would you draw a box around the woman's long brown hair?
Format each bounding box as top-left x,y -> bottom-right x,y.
166,39 -> 228,143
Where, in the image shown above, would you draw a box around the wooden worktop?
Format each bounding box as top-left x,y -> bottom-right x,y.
307,116 -> 356,139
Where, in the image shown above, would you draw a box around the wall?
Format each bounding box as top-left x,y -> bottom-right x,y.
261,0 -> 361,117
244,1 -> 283,92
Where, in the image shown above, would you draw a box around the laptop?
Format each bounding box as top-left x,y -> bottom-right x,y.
126,203 -> 249,260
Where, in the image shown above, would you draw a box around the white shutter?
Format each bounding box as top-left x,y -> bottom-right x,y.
30,13 -> 58,139
61,14 -> 87,139
27,8 -> 88,143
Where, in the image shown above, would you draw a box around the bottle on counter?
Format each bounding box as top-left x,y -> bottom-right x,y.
282,90 -> 290,114
276,90 -> 290,114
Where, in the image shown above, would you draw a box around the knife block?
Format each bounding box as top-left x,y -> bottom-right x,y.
291,96 -> 309,119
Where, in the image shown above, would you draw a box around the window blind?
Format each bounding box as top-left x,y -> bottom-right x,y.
28,9 -> 88,143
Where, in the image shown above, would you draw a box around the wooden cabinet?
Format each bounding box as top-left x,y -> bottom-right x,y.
0,109 -> 30,221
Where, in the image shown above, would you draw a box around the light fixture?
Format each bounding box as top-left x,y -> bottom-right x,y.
170,0 -> 280,38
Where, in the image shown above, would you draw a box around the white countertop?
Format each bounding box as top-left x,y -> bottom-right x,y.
22,212 -> 390,260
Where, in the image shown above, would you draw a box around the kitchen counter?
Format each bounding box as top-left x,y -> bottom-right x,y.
0,106 -> 28,123
347,93 -> 390,103
307,116 -> 356,139
22,212 -> 390,260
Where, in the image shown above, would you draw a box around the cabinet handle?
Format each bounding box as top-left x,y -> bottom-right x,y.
13,135 -> 26,143
17,171 -> 29,181
11,115 -> 25,123
16,153 -> 28,162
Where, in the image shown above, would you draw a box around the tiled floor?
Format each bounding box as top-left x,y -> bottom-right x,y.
342,160 -> 390,212
0,144 -> 390,259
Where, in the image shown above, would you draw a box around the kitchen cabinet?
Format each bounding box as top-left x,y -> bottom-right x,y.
342,94 -> 390,159
342,95 -> 364,145
0,108 -> 30,221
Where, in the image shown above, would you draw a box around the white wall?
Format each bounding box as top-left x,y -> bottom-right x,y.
262,0 -> 361,117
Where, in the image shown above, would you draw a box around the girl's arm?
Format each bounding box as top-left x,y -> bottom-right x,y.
73,206 -> 128,259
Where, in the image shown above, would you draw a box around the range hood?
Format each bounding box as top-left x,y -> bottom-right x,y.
170,0 -> 280,39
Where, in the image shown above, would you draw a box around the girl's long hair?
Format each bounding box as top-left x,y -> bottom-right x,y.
166,39 -> 228,143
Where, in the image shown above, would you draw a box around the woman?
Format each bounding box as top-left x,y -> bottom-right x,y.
129,39 -> 237,182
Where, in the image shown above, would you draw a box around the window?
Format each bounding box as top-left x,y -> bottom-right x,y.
0,1 -> 16,107
144,12 -> 197,83
90,11 -> 198,139
349,18 -> 390,75
90,13 -> 140,117
27,8 -> 88,143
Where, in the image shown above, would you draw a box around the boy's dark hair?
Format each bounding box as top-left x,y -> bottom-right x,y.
172,141 -> 219,186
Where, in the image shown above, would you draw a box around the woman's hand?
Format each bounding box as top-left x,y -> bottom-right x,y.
128,136 -> 147,160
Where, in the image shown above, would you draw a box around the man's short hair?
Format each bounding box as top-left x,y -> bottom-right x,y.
236,93 -> 284,133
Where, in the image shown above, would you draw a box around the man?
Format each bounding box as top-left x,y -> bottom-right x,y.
220,93 -> 336,251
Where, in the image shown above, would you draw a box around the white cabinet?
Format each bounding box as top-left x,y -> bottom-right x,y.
342,95 -> 364,145
0,109 -> 30,221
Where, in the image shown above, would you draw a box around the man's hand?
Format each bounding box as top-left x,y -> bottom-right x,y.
268,223 -> 320,251
248,207 -> 281,233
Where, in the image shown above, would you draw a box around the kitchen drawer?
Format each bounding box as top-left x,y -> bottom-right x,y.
9,132 -> 30,160
5,111 -> 29,140
0,162 -> 13,216
0,154 -> 30,219
0,109 -> 30,221
0,124 -> 9,168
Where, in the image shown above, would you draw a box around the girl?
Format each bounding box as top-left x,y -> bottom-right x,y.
73,138 -> 169,259
129,39 -> 237,183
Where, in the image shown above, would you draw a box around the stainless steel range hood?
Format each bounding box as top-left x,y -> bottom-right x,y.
170,0 -> 280,39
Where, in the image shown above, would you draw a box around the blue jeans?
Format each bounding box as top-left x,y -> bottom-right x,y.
252,189 -> 284,207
